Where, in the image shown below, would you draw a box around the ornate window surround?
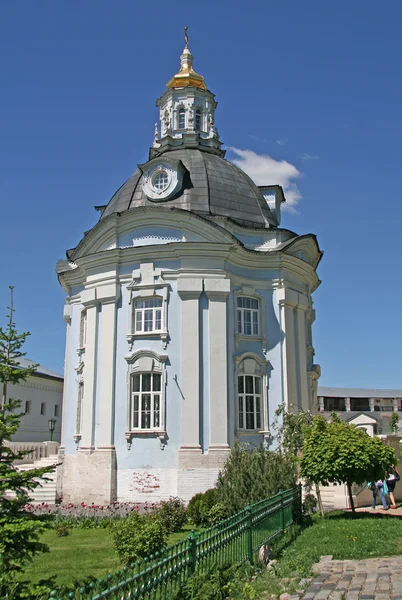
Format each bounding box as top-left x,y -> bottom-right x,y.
234,352 -> 270,442
74,360 -> 84,446
77,308 -> 87,356
127,276 -> 170,350
125,350 -> 168,449
234,286 -> 267,352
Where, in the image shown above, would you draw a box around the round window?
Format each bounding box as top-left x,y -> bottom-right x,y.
153,170 -> 169,192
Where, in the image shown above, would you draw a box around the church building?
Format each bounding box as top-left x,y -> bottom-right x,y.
56,34 -> 322,504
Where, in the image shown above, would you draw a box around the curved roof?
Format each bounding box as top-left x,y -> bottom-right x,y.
100,148 -> 275,229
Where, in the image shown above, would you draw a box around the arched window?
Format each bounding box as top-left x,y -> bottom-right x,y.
178,108 -> 186,130
195,109 -> 202,131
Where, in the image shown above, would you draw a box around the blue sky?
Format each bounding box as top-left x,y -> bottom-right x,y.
0,1 -> 401,388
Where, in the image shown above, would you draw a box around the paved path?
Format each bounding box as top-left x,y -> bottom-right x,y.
298,555 -> 402,600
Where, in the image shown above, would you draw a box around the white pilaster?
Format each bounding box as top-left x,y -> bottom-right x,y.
177,279 -> 203,453
393,398 -> 399,412
318,396 -> 324,412
295,295 -> 310,411
204,279 -> 230,452
97,283 -> 120,449
369,397 -> 375,412
79,290 -> 98,450
345,397 -> 351,412
277,288 -> 298,410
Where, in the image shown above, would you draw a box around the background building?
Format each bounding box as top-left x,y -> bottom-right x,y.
56,37 -> 322,505
8,358 -> 63,443
317,386 -> 402,436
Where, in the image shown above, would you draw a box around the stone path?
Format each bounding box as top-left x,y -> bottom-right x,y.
297,555 -> 402,599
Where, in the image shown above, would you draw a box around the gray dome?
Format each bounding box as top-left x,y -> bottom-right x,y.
100,149 -> 275,228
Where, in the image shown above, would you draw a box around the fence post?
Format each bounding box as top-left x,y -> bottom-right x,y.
188,530 -> 198,574
245,505 -> 253,564
278,490 -> 284,532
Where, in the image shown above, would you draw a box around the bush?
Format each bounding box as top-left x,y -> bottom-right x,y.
216,443 -> 298,515
157,497 -> 187,533
188,489 -> 217,527
111,513 -> 167,564
205,503 -> 227,527
303,494 -> 318,515
187,493 -> 204,526
55,525 -> 70,537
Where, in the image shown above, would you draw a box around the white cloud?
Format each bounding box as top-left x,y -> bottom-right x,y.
229,147 -> 302,209
276,137 -> 288,146
300,152 -> 320,162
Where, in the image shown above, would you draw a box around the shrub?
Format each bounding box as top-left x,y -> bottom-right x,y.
205,503 -> 227,527
187,493 -> 204,526
111,513 -> 167,564
216,443 -> 298,515
157,497 -> 187,533
303,494 -> 318,515
188,489 -> 220,527
55,525 -> 70,537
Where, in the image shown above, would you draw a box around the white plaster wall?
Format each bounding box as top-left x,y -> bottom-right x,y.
9,376 -> 63,443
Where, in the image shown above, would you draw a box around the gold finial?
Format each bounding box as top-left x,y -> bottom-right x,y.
166,26 -> 207,90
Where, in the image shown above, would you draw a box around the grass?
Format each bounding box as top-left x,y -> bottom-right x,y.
251,510 -> 402,598
23,524 -> 200,586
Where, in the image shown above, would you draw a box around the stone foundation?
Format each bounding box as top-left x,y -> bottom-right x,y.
59,448 -> 117,504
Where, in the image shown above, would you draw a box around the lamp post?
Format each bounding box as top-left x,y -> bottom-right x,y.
48,418 -> 56,442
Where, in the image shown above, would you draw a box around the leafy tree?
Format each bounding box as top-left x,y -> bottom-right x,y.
216,443 -> 297,515
0,286 -> 55,598
299,414 -> 396,513
389,411 -> 400,435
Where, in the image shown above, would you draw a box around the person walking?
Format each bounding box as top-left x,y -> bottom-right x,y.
386,464 -> 400,509
368,480 -> 389,510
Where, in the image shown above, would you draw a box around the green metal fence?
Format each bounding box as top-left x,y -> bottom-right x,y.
48,486 -> 301,600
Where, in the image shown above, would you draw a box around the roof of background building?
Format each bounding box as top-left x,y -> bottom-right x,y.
318,386 -> 402,399
17,358 -> 63,382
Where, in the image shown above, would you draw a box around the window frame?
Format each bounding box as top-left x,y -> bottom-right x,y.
78,308 -> 87,352
130,372 -> 162,431
234,288 -> 267,352
40,402 -> 46,416
134,296 -> 163,334
234,353 -> 270,439
237,296 -> 260,336
127,271 -> 170,350
178,107 -> 186,130
237,374 -> 263,431
125,350 -> 168,448
195,108 -> 202,131
74,361 -> 84,445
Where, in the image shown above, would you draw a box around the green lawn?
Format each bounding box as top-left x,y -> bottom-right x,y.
252,511 -> 402,598
23,525 -> 198,586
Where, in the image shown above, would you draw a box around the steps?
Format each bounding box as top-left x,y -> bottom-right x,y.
16,454 -> 59,504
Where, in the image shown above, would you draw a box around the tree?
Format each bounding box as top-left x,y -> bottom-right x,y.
274,404 -> 324,516
389,411 -> 400,435
299,414 -> 396,513
0,287 -> 56,598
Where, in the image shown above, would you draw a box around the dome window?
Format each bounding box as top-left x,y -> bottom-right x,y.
178,108 -> 186,130
153,170 -> 169,192
195,109 -> 202,131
